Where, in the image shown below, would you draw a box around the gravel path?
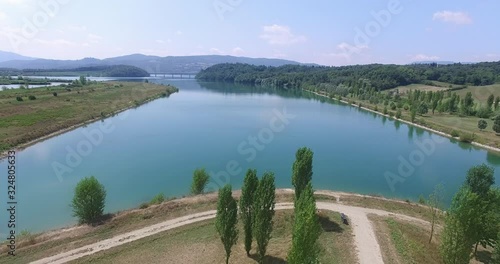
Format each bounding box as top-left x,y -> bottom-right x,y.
31,200 -> 428,264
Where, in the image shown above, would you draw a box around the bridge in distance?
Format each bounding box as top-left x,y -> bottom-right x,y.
150,73 -> 197,79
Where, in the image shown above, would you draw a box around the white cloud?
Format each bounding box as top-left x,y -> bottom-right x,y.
35,38 -> 76,46
0,11 -> 7,21
156,39 -> 172,44
327,42 -> 369,60
66,24 -> 87,32
433,11 -> 472,25
87,33 -> 103,43
411,54 -> 440,61
209,48 -> 223,55
176,30 -> 183,35
260,24 -> 306,45
231,47 -> 244,56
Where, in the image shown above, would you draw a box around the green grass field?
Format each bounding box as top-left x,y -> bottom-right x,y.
0,82 -> 178,152
389,84 -> 449,94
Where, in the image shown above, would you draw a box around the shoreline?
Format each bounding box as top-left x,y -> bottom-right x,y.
305,89 -> 500,154
0,91 -> 177,160
1,188 -> 427,241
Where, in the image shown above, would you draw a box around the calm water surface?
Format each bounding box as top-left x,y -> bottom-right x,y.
1,79 -> 499,234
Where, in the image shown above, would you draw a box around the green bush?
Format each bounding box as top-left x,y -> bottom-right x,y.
71,176 -> 106,225
53,92 -> 58,97
28,95 -> 36,100
459,132 -> 475,143
191,168 -> 210,195
139,203 -> 149,209
16,96 -> 23,101
396,109 -> 402,119
450,130 -> 460,137
150,193 -> 165,205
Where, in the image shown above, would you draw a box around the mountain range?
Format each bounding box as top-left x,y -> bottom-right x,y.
0,51 -> 310,74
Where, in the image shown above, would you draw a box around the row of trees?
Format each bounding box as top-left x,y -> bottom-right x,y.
216,170 -> 276,264
196,62 -> 500,91
440,164 -> 500,263
214,147 -> 320,263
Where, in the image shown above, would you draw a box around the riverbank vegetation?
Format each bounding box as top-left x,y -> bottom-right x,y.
0,65 -> 150,78
197,62 -> 500,149
0,80 -> 178,153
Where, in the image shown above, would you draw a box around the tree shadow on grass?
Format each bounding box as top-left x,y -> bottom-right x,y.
474,250 -> 493,264
249,254 -> 287,264
318,213 -> 343,233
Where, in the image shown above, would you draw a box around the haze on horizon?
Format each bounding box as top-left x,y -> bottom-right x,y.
0,0 -> 498,66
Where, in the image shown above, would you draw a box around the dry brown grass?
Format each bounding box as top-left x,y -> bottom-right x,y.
69,210 -> 355,264
369,214 -> 442,264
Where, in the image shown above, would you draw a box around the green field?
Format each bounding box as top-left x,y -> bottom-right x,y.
389,84 -> 449,94
0,82 -> 178,152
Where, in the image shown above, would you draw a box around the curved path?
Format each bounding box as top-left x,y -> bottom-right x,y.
31,201 -> 428,264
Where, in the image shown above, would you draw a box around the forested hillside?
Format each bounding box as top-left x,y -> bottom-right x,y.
0,65 -> 150,77
196,62 -> 500,91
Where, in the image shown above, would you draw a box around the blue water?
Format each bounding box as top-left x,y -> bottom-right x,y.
0,79 -> 499,235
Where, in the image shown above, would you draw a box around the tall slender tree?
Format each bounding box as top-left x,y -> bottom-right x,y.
488,94 -> 495,110
253,172 -> 276,264
428,184 -> 444,243
288,182 -> 321,264
239,169 -> 259,256
292,147 -> 314,202
216,185 -> 238,264
441,186 -> 480,263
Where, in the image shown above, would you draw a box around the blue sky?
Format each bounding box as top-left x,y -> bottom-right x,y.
0,0 -> 498,65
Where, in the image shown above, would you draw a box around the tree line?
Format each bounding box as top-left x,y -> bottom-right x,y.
196,62 -> 500,91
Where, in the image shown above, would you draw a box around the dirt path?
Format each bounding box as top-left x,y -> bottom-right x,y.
31,200 -> 428,264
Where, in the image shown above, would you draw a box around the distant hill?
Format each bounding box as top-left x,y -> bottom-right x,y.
0,51 -> 34,63
0,52 -> 310,74
411,61 -> 475,65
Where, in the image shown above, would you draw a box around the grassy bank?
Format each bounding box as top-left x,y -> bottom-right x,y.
69,210 -> 355,264
0,190 -> 436,263
306,89 -> 500,152
0,81 -> 178,153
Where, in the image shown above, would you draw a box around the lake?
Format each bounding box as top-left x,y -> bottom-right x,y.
1,79 -> 499,235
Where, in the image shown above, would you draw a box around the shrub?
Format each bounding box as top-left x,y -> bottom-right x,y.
16,96 -> 23,101
396,109 -> 402,119
71,176 -> 106,225
403,104 -> 410,110
53,92 -> 58,97
478,120 -> 488,131
139,203 -> 149,209
418,195 -> 426,204
450,130 -> 460,137
476,106 -> 492,118
150,193 -> 165,205
191,168 -> 210,195
28,95 -> 36,100
459,132 -> 475,143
